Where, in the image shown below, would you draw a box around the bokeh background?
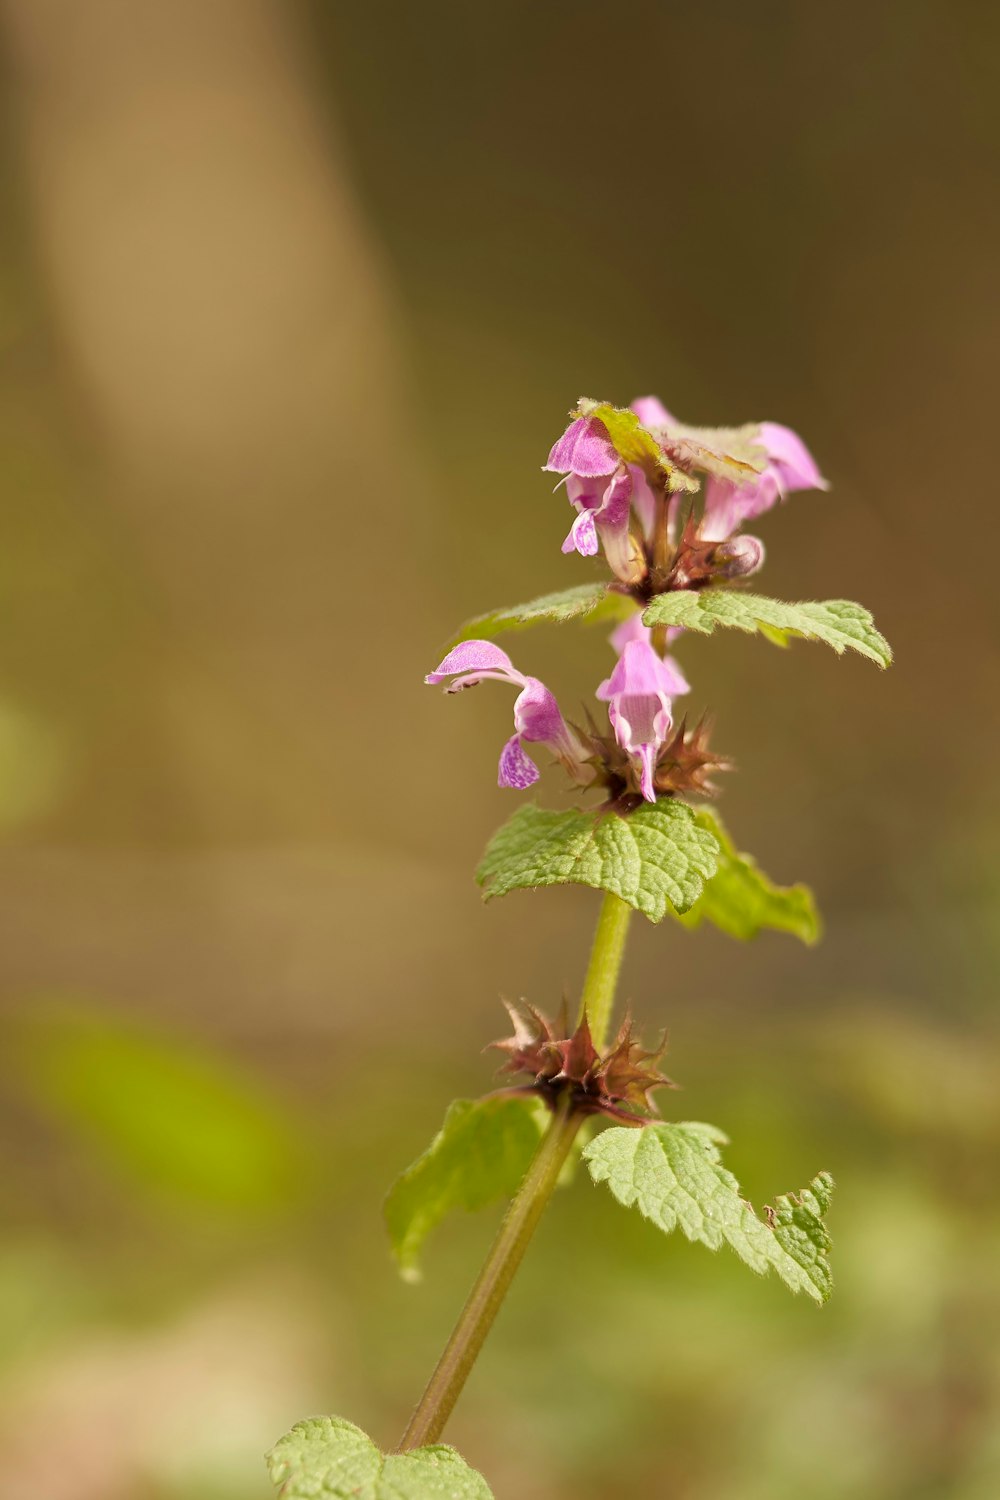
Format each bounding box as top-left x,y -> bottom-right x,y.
0,2 -> 997,1496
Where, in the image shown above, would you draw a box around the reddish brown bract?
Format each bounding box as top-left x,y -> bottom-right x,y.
490,1002 -> 675,1125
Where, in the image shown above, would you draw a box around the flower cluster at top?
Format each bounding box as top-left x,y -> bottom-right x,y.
548,395 -> 825,592
426,395 -> 825,808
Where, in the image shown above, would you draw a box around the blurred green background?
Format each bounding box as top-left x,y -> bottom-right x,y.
0,2 -> 997,1496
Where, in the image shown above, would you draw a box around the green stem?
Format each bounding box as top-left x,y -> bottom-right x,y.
578,891 -> 633,1049
397,891 -> 634,1451
397,1094 -> 581,1451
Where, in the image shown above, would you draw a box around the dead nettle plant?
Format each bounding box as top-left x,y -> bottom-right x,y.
266,395 -> 892,1499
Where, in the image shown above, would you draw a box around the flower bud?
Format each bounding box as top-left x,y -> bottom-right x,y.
712,534 -> 765,579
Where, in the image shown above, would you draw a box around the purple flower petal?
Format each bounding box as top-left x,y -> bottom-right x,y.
609,613 -> 650,654
427,642 -> 592,794
599,467 -> 633,530
598,635 -> 685,800
599,639 -> 669,700
561,468 -> 642,582
628,464 -> 658,541
611,693 -> 665,747
514,679 -> 570,745
636,743 -> 658,803
700,475 -> 775,541
614,691 -> 672,749
607,693 -> 672,804
565,474 -> 602,508
701,422 -> 826,542
426,639 -> 520,685
562,508 -> 599,556
605,619 -> 690,694
759,422 -> 828,493
498,734 -> 541,790
656,655 -> 691,697
544,416 -> 619,478
593,470 -> 645,586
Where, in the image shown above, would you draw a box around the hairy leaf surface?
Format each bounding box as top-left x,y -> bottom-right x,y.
584,1122 -> 834,1303
576,398 -> 765,489
660,419 -> 768,476
575,398 -> 693,488
677,808 -> 820,943
267,1417 -> 493,1499
385,1095 -> 546,1280
476,801 -> 720,921
447,582 -> 630,648
642,590 -> 892,666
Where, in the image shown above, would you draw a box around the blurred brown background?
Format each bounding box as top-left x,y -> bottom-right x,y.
0,2 -> 997,1496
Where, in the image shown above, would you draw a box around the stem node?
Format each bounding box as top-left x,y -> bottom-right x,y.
397,890 -> 633,1449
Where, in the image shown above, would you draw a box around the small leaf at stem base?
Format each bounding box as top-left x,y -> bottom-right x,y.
267,1416 -> 494,1498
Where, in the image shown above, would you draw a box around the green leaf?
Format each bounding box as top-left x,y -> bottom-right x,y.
660,419 -> 768,475
642,589 -> 892,667
576,398 -> 765,491
385,1095 -> 546,1280
267,1417 -> 494,1499
476,800 -> 720,922
447,582 -> 631,648
583,1122 -> 834,1304
677,808 -> 820,944
648,418 -> 769,487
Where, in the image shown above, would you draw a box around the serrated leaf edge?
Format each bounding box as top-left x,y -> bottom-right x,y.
475,801 -> 720,922
582,1122 -> 834,1304
642,590 -> 892,668
266,1416 -> 494,1499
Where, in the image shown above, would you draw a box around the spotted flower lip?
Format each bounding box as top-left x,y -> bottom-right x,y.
560,468 -> 645,584
597,616 -> 690,803
545,416 -> 646,586
426,640 -> 592,790
547,399 -> 825,595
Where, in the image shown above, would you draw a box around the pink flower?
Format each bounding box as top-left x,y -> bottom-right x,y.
700,421 -> 827,543
544,415 -> 619,478
426,640 -> 592,790
597,616 -> 690,802
630,395 -> 827,552
544,416 -> 646,586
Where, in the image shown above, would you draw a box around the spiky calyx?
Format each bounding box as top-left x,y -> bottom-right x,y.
575,709 -> 731,810
490,1002 -> 675,1125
